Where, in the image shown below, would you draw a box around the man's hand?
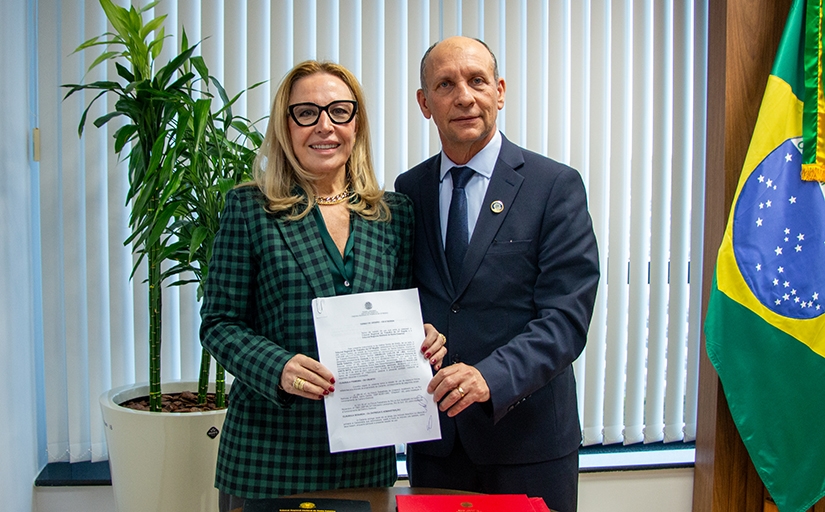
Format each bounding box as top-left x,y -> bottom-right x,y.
428,363 -> 490,417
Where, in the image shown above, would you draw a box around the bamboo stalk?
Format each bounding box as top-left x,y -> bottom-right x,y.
148,205 -> 162,412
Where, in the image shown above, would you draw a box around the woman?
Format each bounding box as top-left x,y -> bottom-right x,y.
200,61 -> 446,509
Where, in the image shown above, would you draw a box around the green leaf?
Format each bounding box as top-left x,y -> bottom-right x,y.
190,56 -> 209,85
71,88 -> 115,137
129,171 -> 154,220
211,77 -> 231,107
86,50 -> 121,75
150,26 -> 165,61
147,200 -> 183,247
189,226 -> 210,262
246,129 -> 265,148
99,0 -> 130,40
141,0 -> 162,13
114,124 -> 138,153
158,167 -> 185,206
229,119 -> 252,134
247,79 -> 268,91
145,132 -> 169,179
217,177 -> 236,196
193,98 -> 212,147
155,45 -> 196,88
165,71 -> 196,94
180,28 -> 190,53
114,62 -> 135,83
92,111 -> 124,129
140,14 -> 167,41
166,276 -> 198,287
157,239 -> 188,260
126,6 -> 142,38
62,80 -> 121,99
73,34 -> 103,53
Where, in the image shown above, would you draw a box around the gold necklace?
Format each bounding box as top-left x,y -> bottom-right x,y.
316,189 -> 353,205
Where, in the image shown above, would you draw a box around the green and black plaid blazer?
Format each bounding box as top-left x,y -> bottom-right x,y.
200,185 -> 414,498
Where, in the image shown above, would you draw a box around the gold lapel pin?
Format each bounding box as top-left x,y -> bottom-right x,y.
490,200 -> 504,213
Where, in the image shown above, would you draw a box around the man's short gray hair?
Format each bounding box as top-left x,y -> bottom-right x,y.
419,37 -> 500,93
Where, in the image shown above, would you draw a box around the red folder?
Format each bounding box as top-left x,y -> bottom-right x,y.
528,497 -> 552,512
396,494 -> 537,512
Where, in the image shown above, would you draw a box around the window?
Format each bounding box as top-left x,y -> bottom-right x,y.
36,0 -> 705,464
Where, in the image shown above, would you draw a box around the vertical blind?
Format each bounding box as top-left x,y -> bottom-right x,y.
35,0 -> 706,463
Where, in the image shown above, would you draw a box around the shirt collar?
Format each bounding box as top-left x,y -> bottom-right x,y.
439,130 -> 502,182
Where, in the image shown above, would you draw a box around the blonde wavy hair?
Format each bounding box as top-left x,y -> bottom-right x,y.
252,60 -> 388,221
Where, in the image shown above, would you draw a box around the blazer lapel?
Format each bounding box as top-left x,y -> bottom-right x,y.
455,137 -> 525,294
275,212 -> 336,298
349,214 -> 383,294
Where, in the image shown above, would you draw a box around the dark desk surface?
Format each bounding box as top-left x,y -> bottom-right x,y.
288,486 -> 475,512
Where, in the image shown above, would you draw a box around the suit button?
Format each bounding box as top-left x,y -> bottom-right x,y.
451,353 -> 461,364
451,304 -> 460,313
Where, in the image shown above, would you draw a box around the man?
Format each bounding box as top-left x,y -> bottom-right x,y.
394,36 -> 599,512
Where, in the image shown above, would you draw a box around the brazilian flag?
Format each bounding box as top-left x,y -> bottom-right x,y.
704,0 -> 825,511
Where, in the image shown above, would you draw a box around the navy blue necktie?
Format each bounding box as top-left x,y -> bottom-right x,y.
445,166 -> 474,287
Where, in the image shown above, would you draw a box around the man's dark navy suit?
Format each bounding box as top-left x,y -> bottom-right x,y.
395,134 -> 600,468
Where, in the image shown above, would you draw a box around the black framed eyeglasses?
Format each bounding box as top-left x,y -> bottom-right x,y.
287,100 -> 358,127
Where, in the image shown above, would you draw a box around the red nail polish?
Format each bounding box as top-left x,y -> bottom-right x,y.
330,377 -> 335,384
328,386 -> 335,392
323,390 -> 329,395
425,352 -> 431,359
421,346 -> 426,353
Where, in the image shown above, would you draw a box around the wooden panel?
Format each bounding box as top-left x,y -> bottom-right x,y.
812,497 -> 825,511
694,0 -> 792,511
723,0 -> 794,208
764,487 -> 779,512
693,0 -> 729,506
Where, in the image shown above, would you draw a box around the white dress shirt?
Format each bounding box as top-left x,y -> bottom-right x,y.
438,130 -> 502,249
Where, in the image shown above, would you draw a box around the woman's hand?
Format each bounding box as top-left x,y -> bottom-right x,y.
279,354 -> 336,400
421,323 -> 448,371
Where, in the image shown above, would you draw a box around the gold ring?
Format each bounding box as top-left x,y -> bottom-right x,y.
457,386 -> 466,398
439,333 -> 446,345
293,377 -> 306,391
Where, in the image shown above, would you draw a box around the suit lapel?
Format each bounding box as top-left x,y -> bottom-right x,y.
455,137 -> 525,294
418,155 -> 455,293
275,211 -> 336,298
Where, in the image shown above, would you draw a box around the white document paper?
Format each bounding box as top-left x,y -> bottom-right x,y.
311,288 -> 441,453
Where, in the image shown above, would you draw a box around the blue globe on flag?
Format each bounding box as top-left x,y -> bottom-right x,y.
732,138 -> 825,319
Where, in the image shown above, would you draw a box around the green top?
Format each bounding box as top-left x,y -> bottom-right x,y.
311,207 -> 355,295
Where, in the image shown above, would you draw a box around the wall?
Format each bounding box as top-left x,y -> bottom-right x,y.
34,468 -> 694,512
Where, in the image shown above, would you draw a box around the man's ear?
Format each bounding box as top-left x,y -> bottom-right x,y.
496,78 -> 506,110
416,89 -> 432,119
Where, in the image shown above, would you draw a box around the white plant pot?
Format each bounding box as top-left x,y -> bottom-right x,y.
100,381 -> 228,512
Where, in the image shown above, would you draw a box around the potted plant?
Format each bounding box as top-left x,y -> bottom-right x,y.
161,65 -> 264,408
63,1 -> 262,510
